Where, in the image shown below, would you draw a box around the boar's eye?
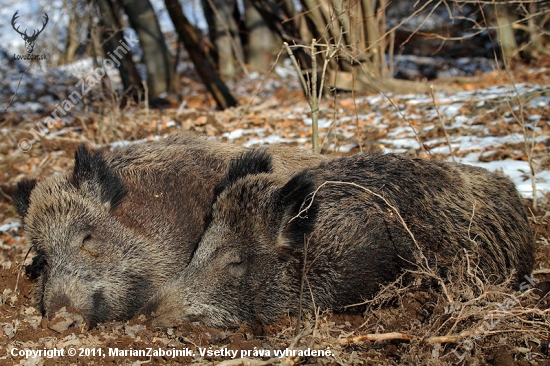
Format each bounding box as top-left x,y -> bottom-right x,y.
80,233 -> 102,257
81,234 -> 94,248
227,253 -> 244,265
226,254 -> 246,278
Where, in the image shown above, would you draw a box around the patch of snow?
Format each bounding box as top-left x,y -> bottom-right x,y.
456,134 -> 548,152
222,128 -> 267,141
332,143 -> 357,153
386,126 -> 415,138
242,136 -> 309,148
274,62 -> 298,79
452,115 -> 471,127
0,222 -> 21,232
46,127 -> 81,138
303,118 -> 333,129
379,138 -> 420,149
529,96 -> 550,108
382,148 -> 410,154
108,136 -> 163,150
459,159 -> 549,199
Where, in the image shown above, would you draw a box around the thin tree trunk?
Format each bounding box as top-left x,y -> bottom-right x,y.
250,0 -> 313,71
202,0 -> 243,80
164,0 -> 238,109
59,0 -> 84,65
495,4 -> 518,60
244,0 -> 274,72
95,0 -> 143,101
119,0 -> 175,99
364,0 -> 381,77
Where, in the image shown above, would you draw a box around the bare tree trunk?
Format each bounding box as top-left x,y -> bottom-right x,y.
250,0 -> 313,74
495,3 -> 518,61
164,0 -> 238,109
95,0 -> 143,100
60,14 -> 79,64
59,0 -> 88,65
244,0 -> 274,72
118,0 -> 175,100
202,0 -> 244,80
253,0 -> 420,93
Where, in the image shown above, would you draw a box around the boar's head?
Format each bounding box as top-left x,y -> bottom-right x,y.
142,150 -> 317,327
14,145 -> 161,327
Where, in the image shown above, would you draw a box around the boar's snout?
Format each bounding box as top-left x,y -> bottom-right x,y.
46,293 -> 73,317
45,294 -> 89,332
43,276 -> 114,328
140,285 -> 216,328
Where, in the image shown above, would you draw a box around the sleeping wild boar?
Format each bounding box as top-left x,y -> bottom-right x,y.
143,150 -> 535,328
13,132 -> 329,326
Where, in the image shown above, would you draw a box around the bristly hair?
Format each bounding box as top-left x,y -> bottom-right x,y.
214,149 -> 273,198
276,170 -> 318,252
71,144 -> 126,211
13,178 -> 38,219
71,144 -> 95,188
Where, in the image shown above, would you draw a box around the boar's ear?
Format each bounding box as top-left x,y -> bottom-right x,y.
215,149 -> 273,197
13,178 -> 38,219
72,144 -> 126,211
275,171 -> 317,253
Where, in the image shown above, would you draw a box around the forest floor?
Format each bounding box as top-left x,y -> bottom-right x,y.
0,56 -> 550,365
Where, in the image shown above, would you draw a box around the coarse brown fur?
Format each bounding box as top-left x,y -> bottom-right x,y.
143,151 -> 535,328
13,132 -> 329,325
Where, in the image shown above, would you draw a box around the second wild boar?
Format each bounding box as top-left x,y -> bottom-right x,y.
143,150 -> 535,328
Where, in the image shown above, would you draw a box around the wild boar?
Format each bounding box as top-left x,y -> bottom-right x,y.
143,150 -> 535,328
13,132 -> 329,326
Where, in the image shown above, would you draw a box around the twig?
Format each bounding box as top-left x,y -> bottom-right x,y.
430,85 -> 455,162
0,186 -> 13,202
289,327 -> 312,349
15,247 -> 32,294
275,327 -> 313,366
1,60 -> 36,117
289,180 -> 453,303
232,46 -> 285,134
351,77 -> 362,153
283,40 -> 338,154
205,0 -> 249,78
340,332 -> 411,345
142,81 -> 149,118
319,34 -> 345,152
310,39 -> 319,154
339,327 -> 519,346
295,236 -> 310,335
424,329 -> 478,344
283,42 -> 309,100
